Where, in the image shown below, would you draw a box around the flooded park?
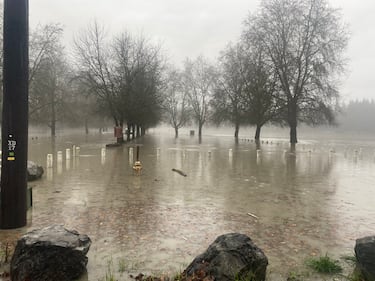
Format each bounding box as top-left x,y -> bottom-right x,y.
1,127 -> 375,280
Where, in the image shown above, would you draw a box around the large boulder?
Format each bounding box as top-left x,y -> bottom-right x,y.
355,236 -> 375,281
11,225 -> 91,281
182,233 -> 268,281
27,160 -> 44,181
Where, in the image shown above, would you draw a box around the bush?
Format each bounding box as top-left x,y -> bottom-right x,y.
306,254 -> 343,274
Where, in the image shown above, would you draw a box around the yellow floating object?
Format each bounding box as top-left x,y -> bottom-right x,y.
133,161 -> 142,175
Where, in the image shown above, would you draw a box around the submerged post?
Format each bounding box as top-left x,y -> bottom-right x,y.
0,0 -> 29,229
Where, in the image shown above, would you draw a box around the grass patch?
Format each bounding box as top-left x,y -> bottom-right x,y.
104,259 -> 117,281
117,258 -> 127,273
306,254 -> 343,274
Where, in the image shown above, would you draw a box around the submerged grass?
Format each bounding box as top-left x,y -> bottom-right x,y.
306,254 -> 343,274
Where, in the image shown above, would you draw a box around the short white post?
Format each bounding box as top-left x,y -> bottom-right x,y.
229,149 -> 233,158
76,147 -> 80,157
57,151 -> 63,163
72,145 -> 76,157
101,147 -> 106,165
47,154 -> 53,168
256,149 -> 261,158
66,148 -> 71,160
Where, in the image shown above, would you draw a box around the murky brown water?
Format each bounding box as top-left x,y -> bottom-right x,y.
1,129 -> 375,280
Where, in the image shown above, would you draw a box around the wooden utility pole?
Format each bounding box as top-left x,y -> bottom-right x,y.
0,0 -> 29,229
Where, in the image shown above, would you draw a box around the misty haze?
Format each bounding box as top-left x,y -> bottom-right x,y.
0,0 -> 375,281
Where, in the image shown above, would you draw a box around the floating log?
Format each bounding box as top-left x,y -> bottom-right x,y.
172,168 -> 187,177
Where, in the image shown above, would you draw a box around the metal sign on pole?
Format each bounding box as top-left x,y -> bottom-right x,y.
0,0 -> 29,229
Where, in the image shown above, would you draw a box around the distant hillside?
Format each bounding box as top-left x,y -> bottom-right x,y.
337,99 -> 375,133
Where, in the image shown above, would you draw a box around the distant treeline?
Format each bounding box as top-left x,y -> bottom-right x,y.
338,99 -> 375,133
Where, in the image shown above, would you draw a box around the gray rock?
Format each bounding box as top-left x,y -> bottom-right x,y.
27,160 -> 44,181
11,225 -> 91,281
183,233 -> 268,281
355,236 -> 375,281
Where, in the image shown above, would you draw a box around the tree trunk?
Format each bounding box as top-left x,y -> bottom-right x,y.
131,124 -> 135,140
234,123 -> 239,139
254,124 -> 261,141
290,124 -> 297,144
288,100 -> 298,144
174,127 -> 179,138
126,123 -> 131,141
51,97 -> 56,137
198,122 -> 203,137
136,125 -> 140,138
85,118 -> 89,135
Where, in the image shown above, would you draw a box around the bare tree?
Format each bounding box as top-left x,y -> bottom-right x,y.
183,56 -> 216,138
243,0 -> 348,144
74,23 -> 165,142
113,32 -> 165,140
29,23 -> 64,85
74,21 -> 123,142
28,23 -> 69,136
162,67 -> 190,137
241,46 -> 281,141
211,43 -> 247,139
29,48 -> 70,136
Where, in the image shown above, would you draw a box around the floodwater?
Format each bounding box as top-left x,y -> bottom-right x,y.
1,128 -> 375,280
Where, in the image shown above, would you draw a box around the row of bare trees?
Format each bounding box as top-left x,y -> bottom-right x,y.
73,22 -> 165,142
163,0 -> 348,144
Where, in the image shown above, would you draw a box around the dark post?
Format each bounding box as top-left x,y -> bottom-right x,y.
0,0 -> 29,229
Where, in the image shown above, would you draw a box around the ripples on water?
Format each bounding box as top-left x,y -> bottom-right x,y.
1,129 -> 375,280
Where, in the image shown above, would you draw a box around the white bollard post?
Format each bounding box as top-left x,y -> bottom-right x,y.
101,147 -> 106,165
47,154 -> 53,168
256,149 -> 261,158
256,149 -> 261,164
72,145 -> 76,157
76,147 -> 80,157
229,149 -> 233,158
208,150 -> 212,158
57,151 -> 63,163
66,148 -> 71,160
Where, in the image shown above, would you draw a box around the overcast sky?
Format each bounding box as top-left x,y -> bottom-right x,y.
28,0 -> 375,102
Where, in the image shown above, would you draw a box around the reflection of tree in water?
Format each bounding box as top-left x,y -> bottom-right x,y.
2,134 -> 349,279
211,142 -> 339,272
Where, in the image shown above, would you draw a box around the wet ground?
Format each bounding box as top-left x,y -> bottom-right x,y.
1,128 -> 375,280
